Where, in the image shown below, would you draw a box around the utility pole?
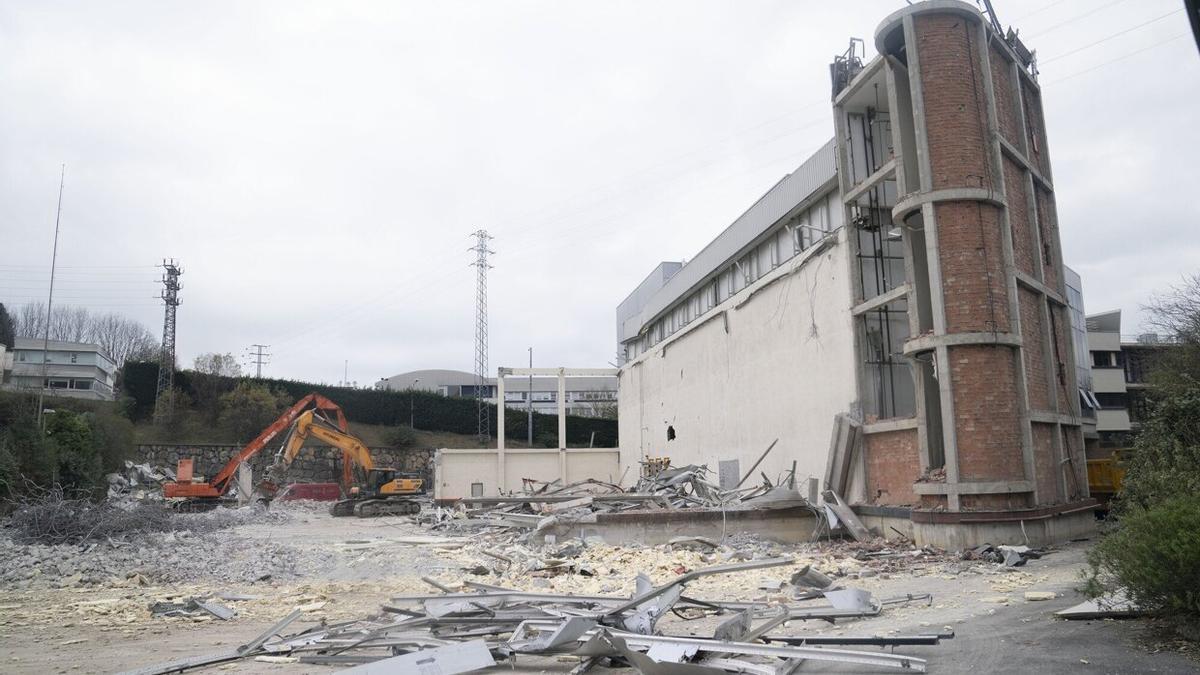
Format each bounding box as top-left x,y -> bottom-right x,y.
246,344 -> 270,378
527,347 -> 533,446
37,164 -> 65,431
410,378 -> 420,429
154,259 -> 183,422
469,230 -> 494,445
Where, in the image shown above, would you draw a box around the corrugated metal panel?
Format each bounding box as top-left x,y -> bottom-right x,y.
615,262 -> 683,343
621,139 -> 838,340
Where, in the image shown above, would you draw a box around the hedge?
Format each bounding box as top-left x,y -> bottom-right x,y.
121,361 -> 617,447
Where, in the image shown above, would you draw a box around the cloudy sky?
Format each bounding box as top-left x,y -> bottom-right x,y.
2,0 -> 1197,384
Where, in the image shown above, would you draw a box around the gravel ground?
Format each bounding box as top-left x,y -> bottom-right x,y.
0,502 -> 1196,674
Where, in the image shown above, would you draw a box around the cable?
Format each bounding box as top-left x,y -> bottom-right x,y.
1011,0 -> 1072,23
1040,8 -> 1185,64
1042,32 -> 1190,84
1022,0 -> 1138,39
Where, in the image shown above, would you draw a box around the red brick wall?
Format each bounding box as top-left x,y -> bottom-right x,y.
1020,80 -> 1051,176
935,202 -> 1010,333
990,45 -> 1021,148
949,345 -> 1026,483
1004,157 -> 1036,276
1019,287 -> 1050,411
1032,422 -> 1059,503
1050,305 -> 1072,412
1061,426 -> 1087,500
962,493 -> 1030,510
865,429 -> 921,506
1035,186 -> 1059,289
915,14 -> 990,191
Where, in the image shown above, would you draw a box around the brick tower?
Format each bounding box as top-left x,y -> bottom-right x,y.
835,0 -> 1092,546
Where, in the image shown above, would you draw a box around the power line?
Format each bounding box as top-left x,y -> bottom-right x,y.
1011,0 -> 1072,23
1022,0 -> 1137,39
1040,8 -> 1185,64
1042,32 -> 1190,84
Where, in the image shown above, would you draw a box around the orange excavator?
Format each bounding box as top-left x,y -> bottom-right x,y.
258,409 -> 424,517
162,393 -> 349,506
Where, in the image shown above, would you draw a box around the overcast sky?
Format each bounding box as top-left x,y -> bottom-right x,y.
2,0 -> 1197,384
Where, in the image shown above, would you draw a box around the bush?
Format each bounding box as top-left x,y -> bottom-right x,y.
217,382 -> 292,443
45,410 -> 101,493
1085,494 -> 1200,617
1117,386 -> 1200,513
119,361 -> 619,447
386,426 -> 417,449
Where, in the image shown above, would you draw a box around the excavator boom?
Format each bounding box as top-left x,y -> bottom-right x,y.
163,393 -> 347,500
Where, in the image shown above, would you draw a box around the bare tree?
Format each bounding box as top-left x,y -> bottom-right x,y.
1145,273 -> 1200,346
10,302 -> 158,368
90,311 -> 159,367
14,303 -> 47,338
193,352 -> 242,377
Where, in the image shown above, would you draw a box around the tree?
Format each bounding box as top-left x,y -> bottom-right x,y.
193,353 -> 242,377
1084,272 -> 1200,624
217,382 -> 291,443
45,409 -> 100,492
91,312 -> 159,368
190,353 -> 241,418
0,303 -> 14,349
12,303 -> 158,368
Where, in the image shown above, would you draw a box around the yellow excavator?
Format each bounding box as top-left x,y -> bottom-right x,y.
257,409 -> 424,518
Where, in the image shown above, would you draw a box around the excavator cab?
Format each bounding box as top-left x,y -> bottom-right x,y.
366,469 -> 424,498
330,469 -> 425,517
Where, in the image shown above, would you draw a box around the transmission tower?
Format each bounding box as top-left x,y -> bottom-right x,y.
469,230 -> 494,445
246,344 -> 271,377
154,259 -> 183,421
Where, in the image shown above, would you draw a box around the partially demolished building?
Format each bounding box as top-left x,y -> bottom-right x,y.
617,0 -> 1094,547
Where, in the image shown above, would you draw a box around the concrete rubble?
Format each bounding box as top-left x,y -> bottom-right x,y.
121,555 -> 951,674
424,469 -> 821,544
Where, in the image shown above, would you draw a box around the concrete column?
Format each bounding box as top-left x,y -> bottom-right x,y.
496,371 -> 505,492
557,368 -> 566,449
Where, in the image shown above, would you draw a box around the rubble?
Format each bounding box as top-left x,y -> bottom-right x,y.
106,461 -> 175,501
125,554 -> 951,674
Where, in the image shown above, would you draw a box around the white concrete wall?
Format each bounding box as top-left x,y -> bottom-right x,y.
1091,368 -> 1126,393
434,448 -> 621,498
1087,331 -> 1120,352
1095,409 -> 1131,433
617,230 -> 858,490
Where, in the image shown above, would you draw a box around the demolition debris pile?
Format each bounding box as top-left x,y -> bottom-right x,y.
426,465 -> 818,540
129,555 -> 952,674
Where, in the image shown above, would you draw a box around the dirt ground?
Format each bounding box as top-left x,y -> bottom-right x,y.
1,505 -> 1195,674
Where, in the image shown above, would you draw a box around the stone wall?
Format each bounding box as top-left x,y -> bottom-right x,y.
135,444 -> 436,485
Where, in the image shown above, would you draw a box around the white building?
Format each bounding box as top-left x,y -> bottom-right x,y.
376,368 -> 617,418
616,141 -> 853,487
1,337 -> 117,401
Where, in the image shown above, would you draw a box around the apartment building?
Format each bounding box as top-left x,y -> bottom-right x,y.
1,337 -> 117,401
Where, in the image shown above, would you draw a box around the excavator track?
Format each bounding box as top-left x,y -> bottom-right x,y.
330,498 -> 422,518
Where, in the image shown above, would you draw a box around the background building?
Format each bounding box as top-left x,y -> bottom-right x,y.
617,0 -> 1092,546
1085,309 -> 1175,453
0,337 -> 116,401
376,368 -> 617,418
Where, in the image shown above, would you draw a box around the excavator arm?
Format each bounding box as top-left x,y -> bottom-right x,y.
259,410 -> 374,497
163,393 -> 348,500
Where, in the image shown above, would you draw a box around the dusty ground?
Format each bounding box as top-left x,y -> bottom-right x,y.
0,503 -> 1195,674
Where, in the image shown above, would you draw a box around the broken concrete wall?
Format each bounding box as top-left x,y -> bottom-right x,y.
134,444 -> 435,485
617,230 -> 857,489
